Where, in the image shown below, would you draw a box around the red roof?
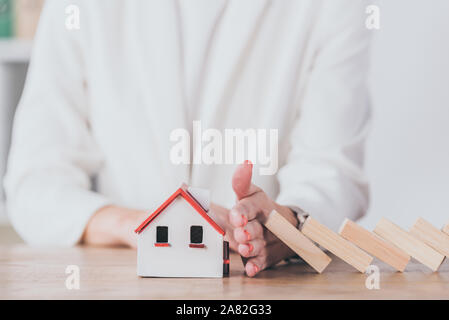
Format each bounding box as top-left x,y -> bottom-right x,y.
134,188 -> 225,235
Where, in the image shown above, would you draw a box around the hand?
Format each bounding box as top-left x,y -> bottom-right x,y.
230,161 -> 298,277
208,203 -> 240,252
82,205 -> 147,248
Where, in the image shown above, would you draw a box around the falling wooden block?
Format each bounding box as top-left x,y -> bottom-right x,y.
301,217 -> 373,273
443,222 -> 449,236
410,218 -> 449,257
374,218 -> 444,271
339,219 -> 410,272
264,210 -> 331,273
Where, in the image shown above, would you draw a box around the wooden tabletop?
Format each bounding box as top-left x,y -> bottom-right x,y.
1,245 -> 449,299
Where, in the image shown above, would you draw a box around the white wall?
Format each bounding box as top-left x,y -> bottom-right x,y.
360,0 -> 449,230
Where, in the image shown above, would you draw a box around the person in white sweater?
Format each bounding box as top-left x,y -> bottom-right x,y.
4,0 -> 371,277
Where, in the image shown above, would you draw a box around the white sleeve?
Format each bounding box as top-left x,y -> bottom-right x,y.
276,2 -> 371,231
3,0 -> 111,246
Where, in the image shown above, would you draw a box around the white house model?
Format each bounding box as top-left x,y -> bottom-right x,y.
135,185 -> 229,278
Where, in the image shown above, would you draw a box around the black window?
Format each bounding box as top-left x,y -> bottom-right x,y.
190,226 -> 203,244
156,226 -> 168,243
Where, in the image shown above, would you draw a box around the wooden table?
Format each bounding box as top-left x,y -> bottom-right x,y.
1,245 -> 449,299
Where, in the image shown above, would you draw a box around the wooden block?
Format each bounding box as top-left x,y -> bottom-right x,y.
301,217 -> 373,273
264,210 -> 331,273
374,218 -> 444,271
339,219 -> 410,272
410,217 -> 449,257
443,222 -> 449,236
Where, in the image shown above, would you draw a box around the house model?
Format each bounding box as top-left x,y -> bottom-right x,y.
135,184 -> 229,278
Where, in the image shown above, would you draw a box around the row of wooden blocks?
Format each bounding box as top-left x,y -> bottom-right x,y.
264,210 -> 449,273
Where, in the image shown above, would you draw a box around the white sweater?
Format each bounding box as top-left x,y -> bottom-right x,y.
4,0 -> 371,245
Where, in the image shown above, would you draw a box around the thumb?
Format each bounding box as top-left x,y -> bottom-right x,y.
232,160 -> 260,200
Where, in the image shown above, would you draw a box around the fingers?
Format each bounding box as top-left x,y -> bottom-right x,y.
229,197 -> 259,227
233,220 -> 264,243
233,219 -> 278,255
229,191 -> 271,228
245,241 -> 292,277
238,238 -> 266,258
232,160 -> 261,200
230,160 -> 291,277
245,258 -> 265,277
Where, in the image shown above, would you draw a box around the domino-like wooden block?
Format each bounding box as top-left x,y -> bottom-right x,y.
443,222 -> 449,236
339,219 -> 410,272
374,218 -> 444,271
410,217 -> 449,257
264,210 -> 332,273
301,217 -> 373,273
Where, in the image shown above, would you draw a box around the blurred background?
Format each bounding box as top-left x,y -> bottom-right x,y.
0,0 -> 448,244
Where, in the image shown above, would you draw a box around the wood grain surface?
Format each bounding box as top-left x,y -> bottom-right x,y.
1,245 -> 449,299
